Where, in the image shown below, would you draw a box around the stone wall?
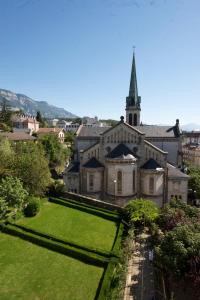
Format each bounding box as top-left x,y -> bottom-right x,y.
61,191 -> 123,213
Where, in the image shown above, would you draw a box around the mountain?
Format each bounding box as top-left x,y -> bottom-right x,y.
0,88 -> 77,119
181,123 -> 200,131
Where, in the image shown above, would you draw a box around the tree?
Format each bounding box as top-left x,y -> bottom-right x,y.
0,176 -> 28,210
0,137 -> 13,177
36,110 -> 47,127
40,134 -> 70,174
154,199 -> 200,283
125,198 -> 159,226
0,98 -> 12,130
13,142 -> 52,196
187,165 -> 200,198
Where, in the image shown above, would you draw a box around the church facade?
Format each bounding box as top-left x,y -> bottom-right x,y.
65,53 -> 189,207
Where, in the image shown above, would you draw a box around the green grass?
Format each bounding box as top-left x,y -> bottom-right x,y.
0,232 -> 103,300
17,201 -> 118,251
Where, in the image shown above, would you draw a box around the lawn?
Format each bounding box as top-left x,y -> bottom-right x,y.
0,232 -> 104,300
17,201 -> 118,251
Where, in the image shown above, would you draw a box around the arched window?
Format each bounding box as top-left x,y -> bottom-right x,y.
89,174 -> 94,191
117,171 -> 122,193
149,177 -> 154,194
129,113 -> 132,126
133,170 -> 136,193
133,114 -> 137,126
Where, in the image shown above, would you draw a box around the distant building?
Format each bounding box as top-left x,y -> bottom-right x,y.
57,120 -> 68,128
37,128 -> 65,143
12,115 -> 39,133
183,144 -> 200,167
182,131 -> 200,145
65,53 -> 189,207
47,119 -> 59,127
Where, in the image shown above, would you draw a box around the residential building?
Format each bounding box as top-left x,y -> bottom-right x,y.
37,128 -> 65,143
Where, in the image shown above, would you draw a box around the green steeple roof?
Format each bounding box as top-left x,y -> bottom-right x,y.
126,52 -> 141,109
129,52 -> 138,99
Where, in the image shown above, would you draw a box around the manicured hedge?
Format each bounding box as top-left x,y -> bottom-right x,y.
49,197 -> 121,222
111,222 -> 124,257
1,224 -> 108,267
12,223 -> 116,259
96,259 -> 118,300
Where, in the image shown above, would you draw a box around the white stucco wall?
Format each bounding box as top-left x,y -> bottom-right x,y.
106,162 -> 137,197
141,170 -> 164,197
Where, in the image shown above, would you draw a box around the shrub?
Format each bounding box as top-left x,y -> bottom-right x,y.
125,198 -> 159,227
0,197 -> 8,222
48,179 -> 65,196
24,197 -> 40,217
0,176 -> 28,210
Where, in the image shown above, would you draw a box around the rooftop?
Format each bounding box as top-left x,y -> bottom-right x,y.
0,132 -> 36,141
83,157 -> 104,168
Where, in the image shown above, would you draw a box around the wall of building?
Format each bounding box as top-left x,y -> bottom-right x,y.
106,162 -> 137,197
64,173 -> 79,193
167,178 -> 188,203
140,170 -> 164,197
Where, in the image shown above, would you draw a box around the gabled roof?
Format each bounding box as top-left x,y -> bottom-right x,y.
77,126 -> 109,137
135,125 -> 176,138
83,157 -> 104,168
141,158 -> 161,170
106,143 -> 137,159
68,162 -> 80,173
167,163 -> 189,179
102,120 -> 145,136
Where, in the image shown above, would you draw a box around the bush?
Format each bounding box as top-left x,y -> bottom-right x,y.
0,176 -> 28,210
48,179 -> 65,196
24,197 -> 40,217
125,198 -> 159,227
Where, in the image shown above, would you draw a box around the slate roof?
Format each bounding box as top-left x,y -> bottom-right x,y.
83,157 -> 104,168
0,132 -> 36,141
135,125 -> 176,138
167,163 -> 189,179
68,162 -> 80,173
77,126 -> 110,137
106,143 -> 136,159
141,159 -> 161,170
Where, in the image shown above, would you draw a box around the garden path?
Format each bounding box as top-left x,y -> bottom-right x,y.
124,231 -> 156,300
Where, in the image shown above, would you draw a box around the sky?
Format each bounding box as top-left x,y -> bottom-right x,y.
0,0 -> 200,125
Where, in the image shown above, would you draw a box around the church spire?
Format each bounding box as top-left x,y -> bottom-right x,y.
129,51 -> 138,100
125,51 -> 141,126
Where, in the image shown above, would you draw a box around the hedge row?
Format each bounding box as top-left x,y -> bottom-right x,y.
0,223 -> 108,267
96,259 -> 118,300
111,222 -> 124,257
49,197 -> 121,222
11,222 -> 116,259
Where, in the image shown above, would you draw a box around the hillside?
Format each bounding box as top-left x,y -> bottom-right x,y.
0,88 -> 77,119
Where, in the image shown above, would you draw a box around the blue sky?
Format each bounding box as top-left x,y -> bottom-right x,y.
0,0 -> 200,125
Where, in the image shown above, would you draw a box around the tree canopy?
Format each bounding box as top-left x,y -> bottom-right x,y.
125,198 -> 159,226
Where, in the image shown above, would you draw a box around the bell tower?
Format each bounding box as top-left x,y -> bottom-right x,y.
125,52 -> 141,126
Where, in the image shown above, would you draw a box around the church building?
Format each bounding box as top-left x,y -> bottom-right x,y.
65,53 -> 189,207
